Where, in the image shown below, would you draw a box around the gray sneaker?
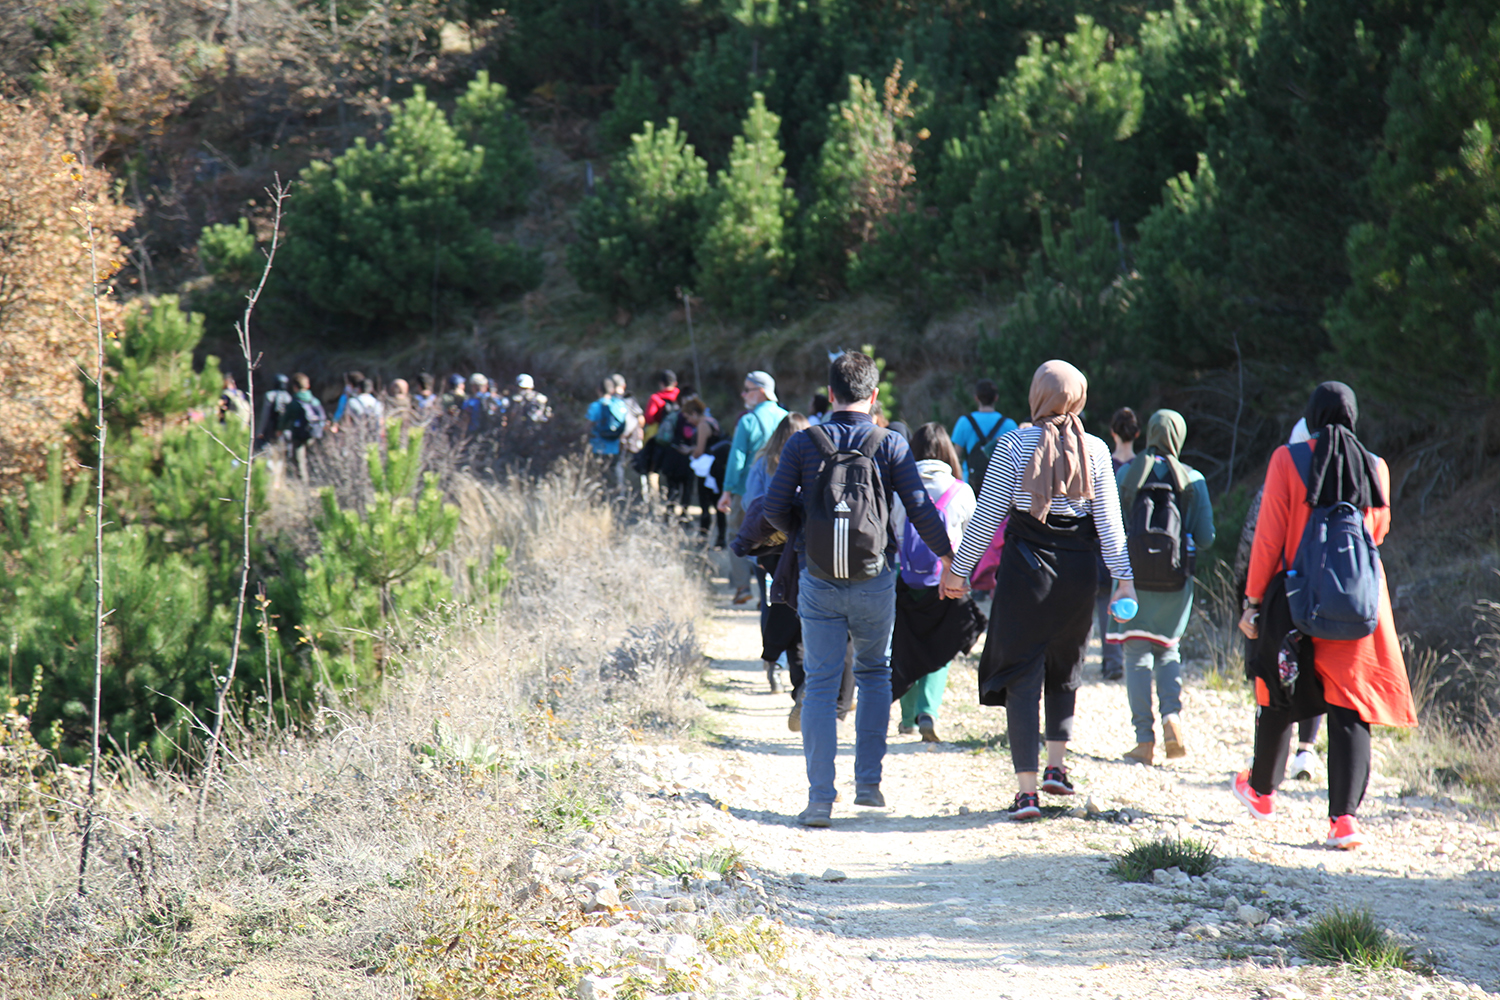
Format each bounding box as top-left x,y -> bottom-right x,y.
853,784 -> 886,808
787,696 -> 802,733
797,802 -> 832,828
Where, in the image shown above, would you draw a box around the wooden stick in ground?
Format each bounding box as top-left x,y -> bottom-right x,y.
77,157 -> 109,897
196,179 -> 288,835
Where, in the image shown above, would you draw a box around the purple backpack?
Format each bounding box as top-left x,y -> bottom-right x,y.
898,480 -> 962,587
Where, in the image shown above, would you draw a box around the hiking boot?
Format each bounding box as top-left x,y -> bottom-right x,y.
1232,770 -> 1275,821
732,586 -> 753,605
853,784 -> 886,808
1162,716 -> 1188,759
1326,814 -> 1364,850
916,714 -> 940,743
1123,742 -> 1155,765
1291,748 -> 1320,781
764,661 -> 781,693
1102,666 -> 1124,681
1041,766 -> 1074,796
797,802 -> 832,828
897,722 -> 914,736
1007,792 -> 1041,822
787,694 -> 802,733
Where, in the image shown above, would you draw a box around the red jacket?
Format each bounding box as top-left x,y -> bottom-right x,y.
644,386 -> 680,426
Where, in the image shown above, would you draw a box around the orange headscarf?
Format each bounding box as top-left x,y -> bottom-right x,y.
1020,360 -> 1092,520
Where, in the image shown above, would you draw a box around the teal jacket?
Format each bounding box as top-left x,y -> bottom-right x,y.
723,400 -> 788,496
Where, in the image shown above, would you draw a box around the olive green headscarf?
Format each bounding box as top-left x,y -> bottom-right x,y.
1118,409 -> 1190,513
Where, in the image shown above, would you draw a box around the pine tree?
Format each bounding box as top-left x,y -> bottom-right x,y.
1328,3 -> 1500,404
598,61 -> 665,153
568,118 -> 710,310
453,70 -> 536,217
940,17 -> 1143,289
801,65 -> 920,294
279,82 -> 542,333
979,192 -> 1139,413
697,93 -> 798,319
193,218 -> 263,341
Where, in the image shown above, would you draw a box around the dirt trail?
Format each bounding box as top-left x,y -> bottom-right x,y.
674,581 -> 1500,999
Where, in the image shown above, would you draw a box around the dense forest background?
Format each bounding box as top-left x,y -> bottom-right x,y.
2,0 -> 1499,755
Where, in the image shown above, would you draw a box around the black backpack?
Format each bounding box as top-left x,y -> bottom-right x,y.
802,425 -> 890,582
287,397 -> 327,443
1126,471 -> 1192,592
963,414 -> 1006,498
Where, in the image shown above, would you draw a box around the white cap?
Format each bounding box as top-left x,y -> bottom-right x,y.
515,374 -> 534,389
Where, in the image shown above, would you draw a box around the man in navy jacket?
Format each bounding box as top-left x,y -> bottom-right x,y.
763,351 -> 953,826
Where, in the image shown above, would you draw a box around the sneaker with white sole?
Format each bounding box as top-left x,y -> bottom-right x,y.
1326,814 -> 1363,850
1232,769 -> 1275,821
1291,748 -> 1320,781
1007,792 -> 1041,821
1040,765 -> 1074,796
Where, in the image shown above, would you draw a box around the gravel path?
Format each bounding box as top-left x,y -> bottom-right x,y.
670,582 -> 1500,999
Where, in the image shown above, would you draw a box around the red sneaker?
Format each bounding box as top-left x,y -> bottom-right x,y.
1326,814 -> 1364,850
1232,770 -> 1275,821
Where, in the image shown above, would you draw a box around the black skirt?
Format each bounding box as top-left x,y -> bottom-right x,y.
977,511 -> 1100,707
891,577 -> 987,701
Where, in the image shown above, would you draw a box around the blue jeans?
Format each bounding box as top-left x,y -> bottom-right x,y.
1123,638 -> 1182,743
798,566 -> 896,804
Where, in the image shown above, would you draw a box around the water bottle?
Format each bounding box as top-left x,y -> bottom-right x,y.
1185,532 -> 1195,557
1110,596 -> 1138,622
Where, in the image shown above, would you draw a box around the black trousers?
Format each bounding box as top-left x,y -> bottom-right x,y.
1251,703 -> 1370,817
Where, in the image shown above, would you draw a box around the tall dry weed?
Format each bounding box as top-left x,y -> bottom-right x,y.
0,462 -> 708,998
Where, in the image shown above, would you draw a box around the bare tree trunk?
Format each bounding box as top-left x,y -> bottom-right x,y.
77,189 -> 109,897
196,180 -> 288,836
1227,331 -> 1243,492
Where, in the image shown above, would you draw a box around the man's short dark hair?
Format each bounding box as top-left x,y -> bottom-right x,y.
975,378 -> 999,407
828,351 -> 879,405
360,378 -> 375,394
656,369 -> 677,388
346,370 -> 364,387
810,391 -> 829,415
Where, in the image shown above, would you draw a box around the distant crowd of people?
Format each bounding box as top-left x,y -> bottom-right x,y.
218,368 -> 552,477
643,352 -> 1414,849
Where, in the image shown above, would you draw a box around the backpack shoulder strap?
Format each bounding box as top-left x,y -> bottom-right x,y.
806,424 -> 837,459
857,426 -> 888,458
935,480 -> 963,510
964,413 -> 985,440
1287,442 -> 1313,492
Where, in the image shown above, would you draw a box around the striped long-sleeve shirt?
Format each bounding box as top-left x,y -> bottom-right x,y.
951,425 -> 1131,580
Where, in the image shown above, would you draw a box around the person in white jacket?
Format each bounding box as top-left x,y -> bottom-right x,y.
896,423 -> 977,742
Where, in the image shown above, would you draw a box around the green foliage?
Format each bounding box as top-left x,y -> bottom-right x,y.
453,70 -> 535,217
1329,5 -> 1500,403
273,425 -> 507,686
568,118 -> 709,310
279,80 -> 541,333
89,296 -> 222,441
697,93 -> 798,319
861,344 -> 898,422
193,218 -> 261,339
978,192 -> 1137,414
1108,836 -> 1220,882
941,17 -> 1144,287
1299,906 -> 1414,969
598,60 -> 664,154
802,67 -> 919,293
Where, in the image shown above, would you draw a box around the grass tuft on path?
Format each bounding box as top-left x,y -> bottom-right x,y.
1299,906 -> 1415,970
1108,836 -> 1220,882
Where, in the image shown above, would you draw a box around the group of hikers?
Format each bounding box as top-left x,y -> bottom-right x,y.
676,351 -> 1413,850
221,367 -> 553,476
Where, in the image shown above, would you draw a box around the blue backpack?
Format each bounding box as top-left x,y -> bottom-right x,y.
594,397 -> 627,441
1284,443 -> 1381,641
898,480 -> 961,587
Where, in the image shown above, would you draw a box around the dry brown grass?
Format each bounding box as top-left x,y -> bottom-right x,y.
0,460 -> 708,999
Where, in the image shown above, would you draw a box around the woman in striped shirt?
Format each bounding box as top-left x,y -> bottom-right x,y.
941,360 -> 1135,820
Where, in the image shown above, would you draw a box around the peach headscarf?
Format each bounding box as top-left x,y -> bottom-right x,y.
1020,360 -> 1092,520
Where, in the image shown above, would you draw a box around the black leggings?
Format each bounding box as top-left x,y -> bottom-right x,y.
1251,703 -> 1370,817
1299,716 -> 1322,745
1007,666 -> 1077,774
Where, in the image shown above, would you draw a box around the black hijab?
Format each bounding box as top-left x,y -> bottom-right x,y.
1302,382 -> 1385,509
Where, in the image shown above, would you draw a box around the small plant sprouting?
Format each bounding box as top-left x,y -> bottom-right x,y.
1299,906 -> 1414,970
698,915 -> 788,968
1107,836 -> 1220,882
645,846 -> 747,884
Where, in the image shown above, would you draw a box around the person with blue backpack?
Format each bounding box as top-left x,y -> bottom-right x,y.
890,423 -> 986,743
950,378 -> 1018,491
587,377 -> 630,488
1236,382 -> 1416,849
1110,410 -> 1216,766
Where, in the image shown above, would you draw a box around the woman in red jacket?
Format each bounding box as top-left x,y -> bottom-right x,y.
1236,382 -> 1416,849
